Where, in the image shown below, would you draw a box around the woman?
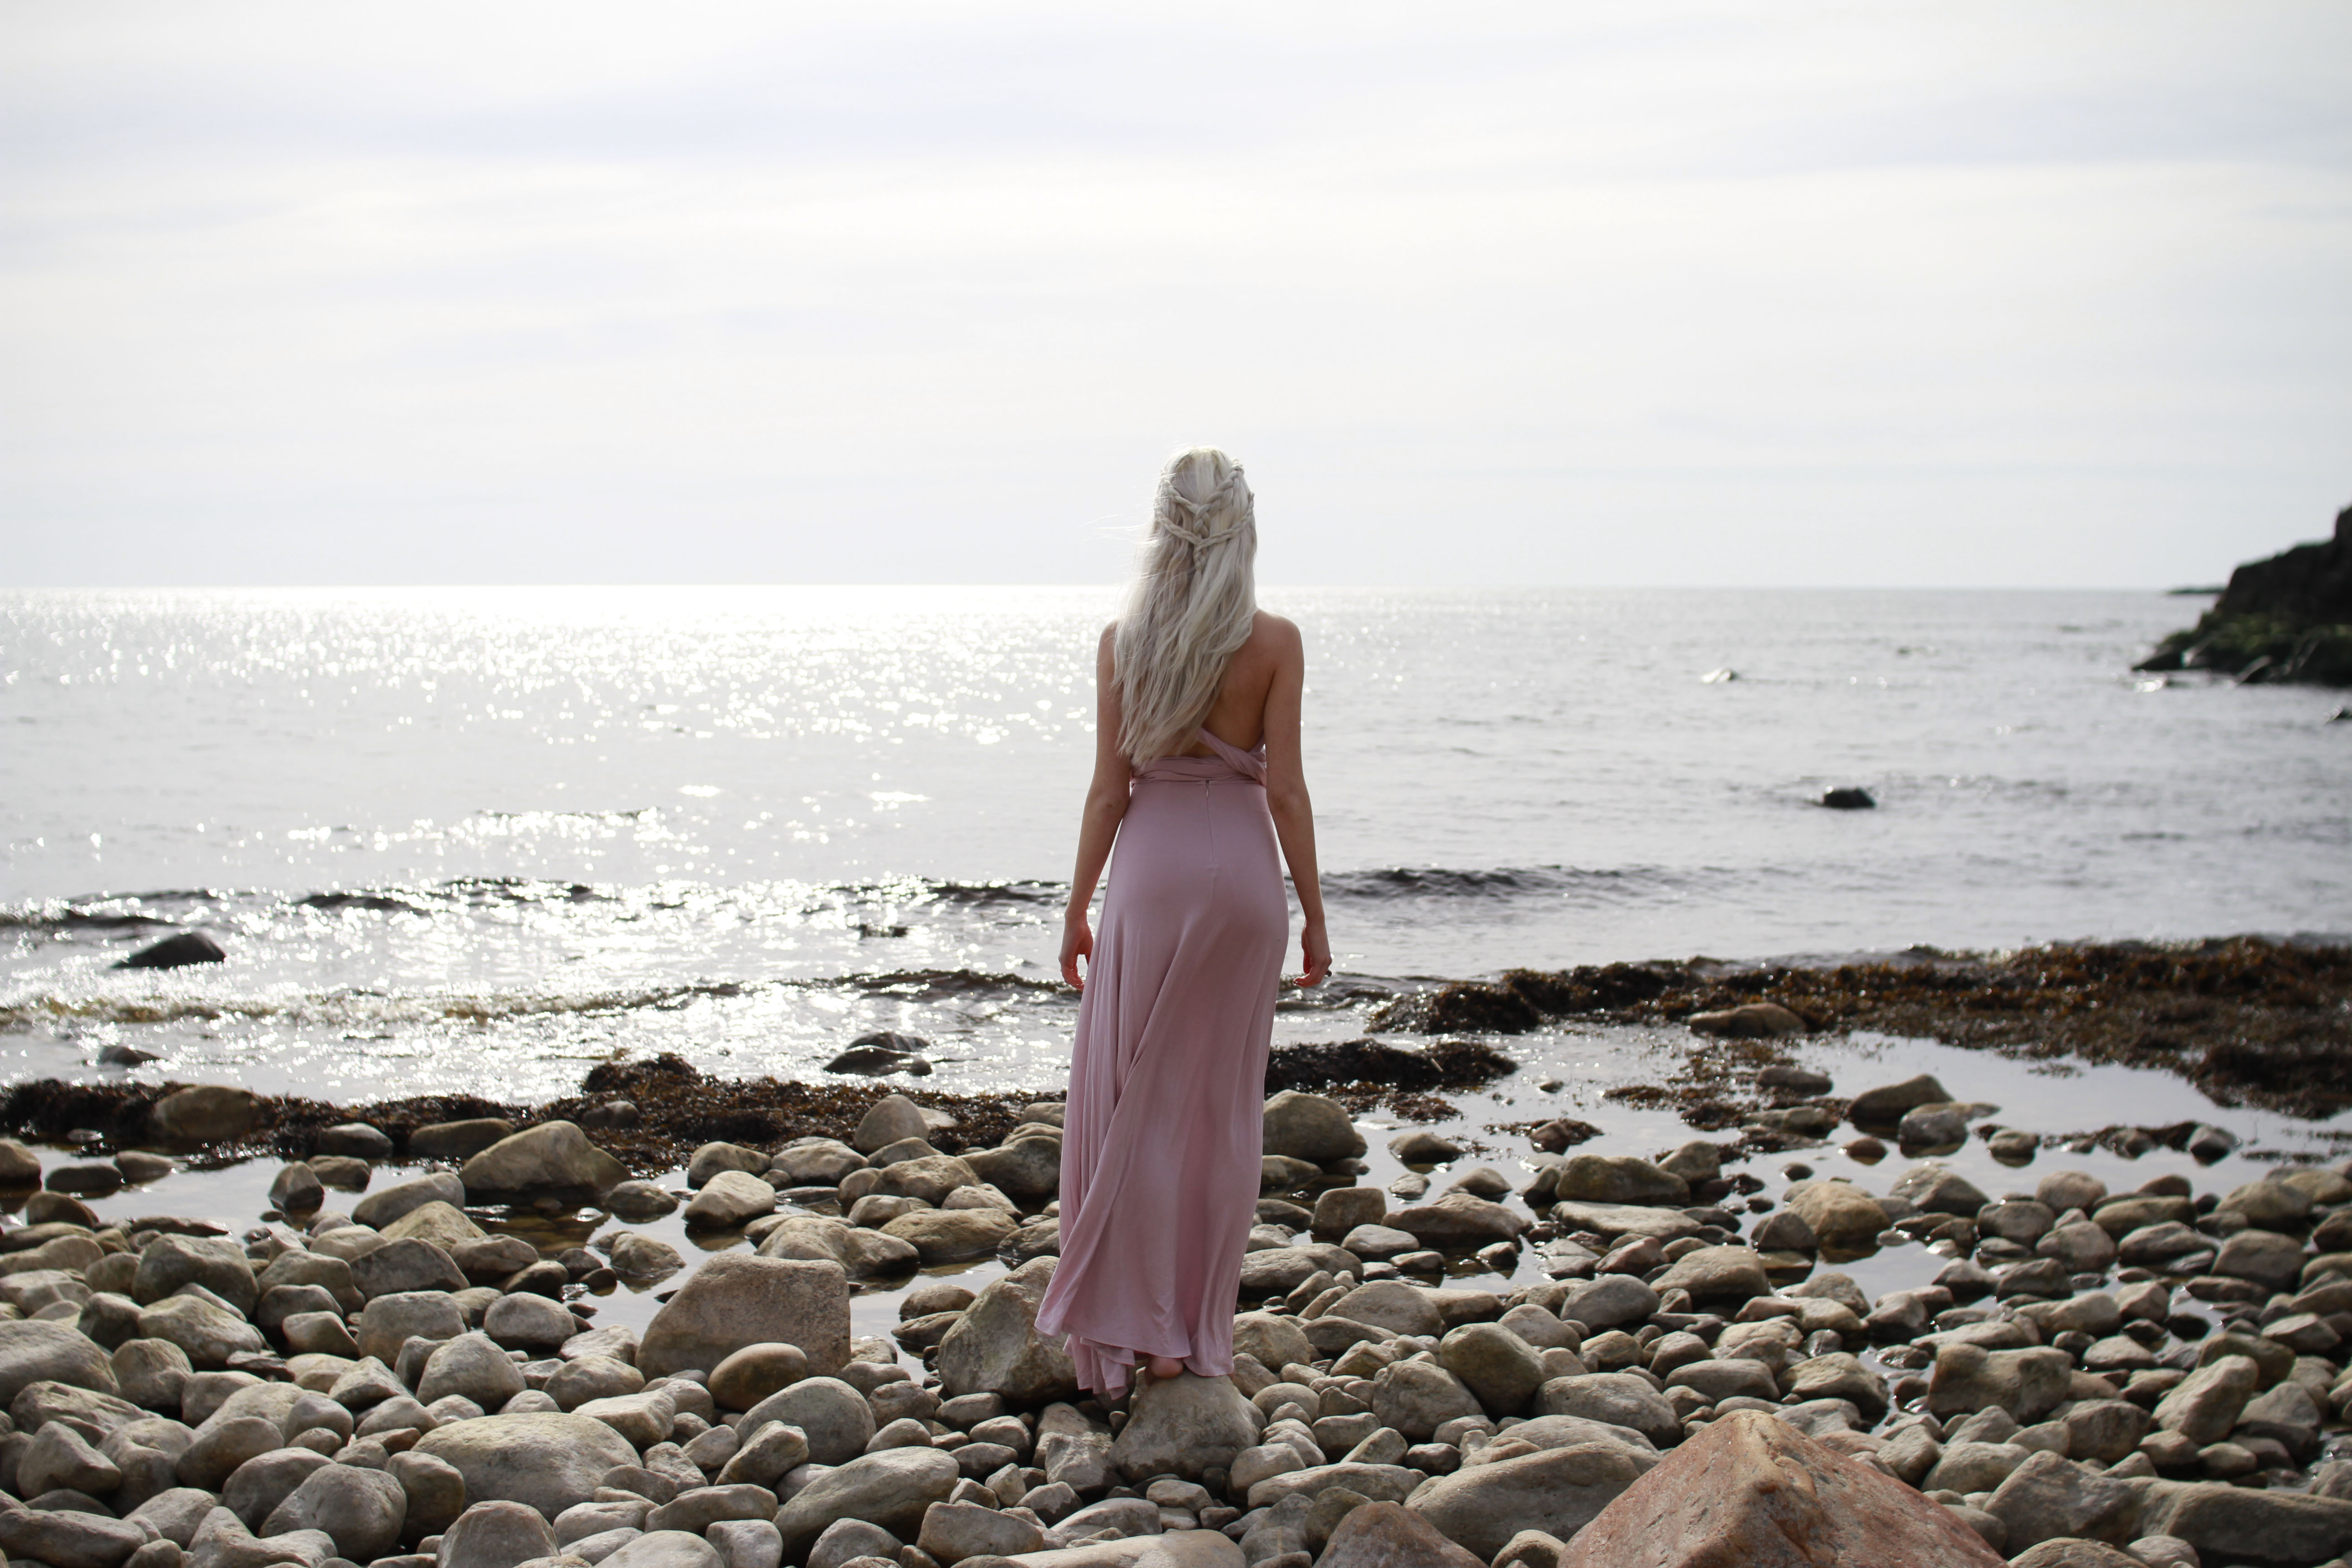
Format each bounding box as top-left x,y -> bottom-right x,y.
1034,446 -> 1332,1399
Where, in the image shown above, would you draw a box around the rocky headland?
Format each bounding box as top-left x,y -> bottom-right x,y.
2138,504 -> 2352,686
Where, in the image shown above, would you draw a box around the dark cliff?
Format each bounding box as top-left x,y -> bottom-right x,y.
2138,502 -> 2352,686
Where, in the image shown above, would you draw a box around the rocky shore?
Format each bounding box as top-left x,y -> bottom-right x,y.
0,1045 -> 2348,1568
2136,503 -> 2352,687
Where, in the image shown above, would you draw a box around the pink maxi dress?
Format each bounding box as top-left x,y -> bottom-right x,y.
1035,726 -> 1290,1396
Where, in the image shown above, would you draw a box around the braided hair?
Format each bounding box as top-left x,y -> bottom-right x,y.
1113,447 -> 1260,765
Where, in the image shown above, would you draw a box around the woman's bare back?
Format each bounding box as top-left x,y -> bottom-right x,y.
1179,611 -> 1293,756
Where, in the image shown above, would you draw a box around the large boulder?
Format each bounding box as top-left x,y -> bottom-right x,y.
878,1208 -> 1018,1264
772,1447 -> 961,1563
1109,1372 -> 1262,1481
1385,1194 -> 1527,1248
459,1122 -> 627,1196
935,1256 -> 1079,1404
411,1411 -> 638,1520
636,1253 -> 850,1379
0,1320 -> 120,1405
1557,1410 -> 2005,1567
852,1094 -> 931,1154
1410,1445 -> 1658,1561
681,1172 -> 778,1229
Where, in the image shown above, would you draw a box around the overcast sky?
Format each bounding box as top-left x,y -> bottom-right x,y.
3,1 -> 2347,589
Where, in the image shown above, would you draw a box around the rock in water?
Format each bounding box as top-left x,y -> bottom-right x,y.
825,1034 -> 932,1076
637,1253 -> 850,1379
1558,1410 -> 2007,1567
1843,1074 -> 1952,1135
1110,1371 -> 1263,1481
1684,1004 -> 1807,1039
1819,788 -> 1876,810
117,931 -> 226,969
934,1256 -> 1079,1404
458,1122 -> 628,1196
1261,1091 -> 1367,1163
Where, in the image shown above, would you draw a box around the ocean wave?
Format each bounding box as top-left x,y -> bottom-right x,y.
0,978 -> 759,1033
1321,864 -> 1698,902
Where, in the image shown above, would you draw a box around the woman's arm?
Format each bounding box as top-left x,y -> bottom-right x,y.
1060,625 -> 1132,989
1260,618 -> 1331,986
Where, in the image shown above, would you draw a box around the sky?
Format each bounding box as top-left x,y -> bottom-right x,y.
2,1 -> 2348,589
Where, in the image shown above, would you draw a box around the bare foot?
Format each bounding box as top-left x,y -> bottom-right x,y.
1144,1354 -> 1185,1383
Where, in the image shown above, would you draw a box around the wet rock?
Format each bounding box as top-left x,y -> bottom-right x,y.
636,1254 -> 849,1380
772,1448 -> 961,1563
1782,1182 -> 1887,1253
878,1209 -> 1017,1264
1555,1275 -> 1660,1331
312,1123 -> 393,1159
2210,1230 -> 2303,1293
1895,1106 -> 1970,1148
935,1258 -> 1079,1406
755,1217 -> 919,1279
1545,1157 -> 1687,1207
851,1096 -> 931,1155
146,1085 -> 258,1145
1886,1165 -> 1989,1218
412,1412 -> 638,1520
459,1123 -> 627,1196
1261,1092 -> 1366,1164
1843,1075 -> 1951,1135
1386,1194 -> 1526,1248
381,1202 -> 487,1250
1685,1004 -> 1805,1039
1110,1372 -> 1260,1481
675,1171 -> 774,1229
352,1172 -> 469,1231
604,1181 -> 680,1220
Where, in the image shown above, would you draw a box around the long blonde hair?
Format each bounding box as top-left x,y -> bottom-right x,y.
1113,447 -> 1259,764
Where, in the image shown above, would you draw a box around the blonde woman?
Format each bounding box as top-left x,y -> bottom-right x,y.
1035,446 -> 1332,1398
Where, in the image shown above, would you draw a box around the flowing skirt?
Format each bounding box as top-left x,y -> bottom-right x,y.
1035,764 -> 1288,1396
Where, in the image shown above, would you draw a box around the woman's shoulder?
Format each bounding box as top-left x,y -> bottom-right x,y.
1245,611 -> 1302,660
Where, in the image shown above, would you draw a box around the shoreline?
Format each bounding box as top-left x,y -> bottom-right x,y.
3,936 -> 2344,1171
1,936 -> 2350,1563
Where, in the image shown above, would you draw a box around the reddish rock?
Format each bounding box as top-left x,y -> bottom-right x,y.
1558,1411 -> 2008,1568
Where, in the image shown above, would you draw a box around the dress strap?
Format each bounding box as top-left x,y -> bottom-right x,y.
1193,726 -> 1268,782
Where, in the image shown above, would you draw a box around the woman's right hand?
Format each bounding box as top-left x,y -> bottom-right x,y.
1296,921 -> 1332,987
1060,914 -> 1094,990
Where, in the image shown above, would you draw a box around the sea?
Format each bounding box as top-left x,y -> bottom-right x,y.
3,585 -> 2347,1109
